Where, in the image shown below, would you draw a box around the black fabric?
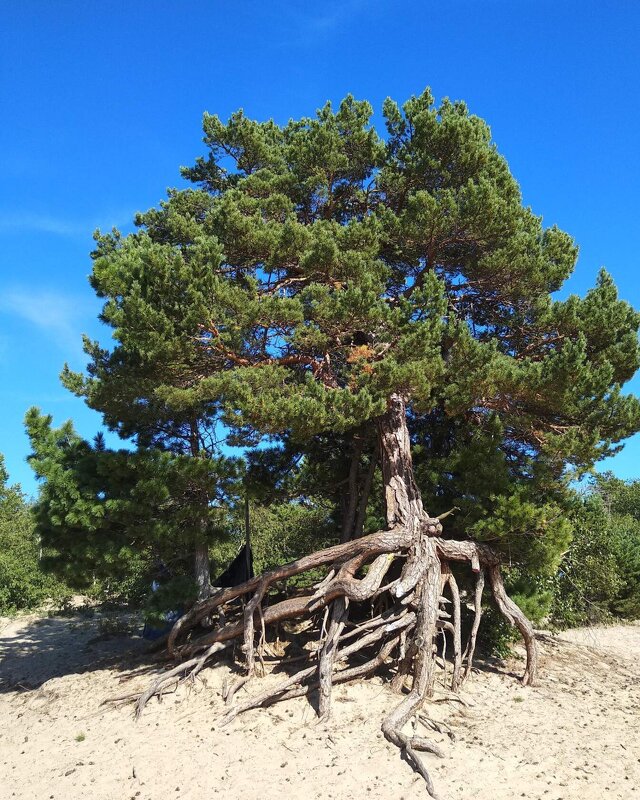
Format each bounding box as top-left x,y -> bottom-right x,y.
214,544 -> 254,588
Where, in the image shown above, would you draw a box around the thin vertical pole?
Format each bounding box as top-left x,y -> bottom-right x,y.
244,483 -> 252,578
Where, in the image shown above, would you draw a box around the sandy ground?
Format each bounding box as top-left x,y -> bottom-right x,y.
0,610 -> 638,800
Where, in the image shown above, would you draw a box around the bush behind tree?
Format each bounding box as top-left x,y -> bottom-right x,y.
552,475 -> 640,627
0,455 -> 70,615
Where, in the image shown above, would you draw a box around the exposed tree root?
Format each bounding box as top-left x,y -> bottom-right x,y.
417,713 -> 457,742
462,568 -> 485,683
133,395 -> 539,795
318,597 -> 349,720
136,520 -> 537,797
487,564 -> 537,686
217,611 -> 416,727
379,540 -> 443,797
222,674 -> 251,705
134,641 -> 231,719
441,566 -> 462,691
133,527 -> 538,794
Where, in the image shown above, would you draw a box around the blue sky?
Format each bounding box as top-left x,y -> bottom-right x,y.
1,1 -> 639,496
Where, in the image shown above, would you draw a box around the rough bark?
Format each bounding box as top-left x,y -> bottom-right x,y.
318,596 -> 349,719
193,541 -> 211,602
353,443 -> 377,538
340,435 -> 363,542
378,394 -> 425,527
167,527 -> 414,657
487,564 -> 537,686
462,568 -> 484,682
376,396 -> 445,793
441,564 -> 462,691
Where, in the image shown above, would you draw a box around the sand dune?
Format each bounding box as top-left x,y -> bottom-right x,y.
1,610 -> 638,800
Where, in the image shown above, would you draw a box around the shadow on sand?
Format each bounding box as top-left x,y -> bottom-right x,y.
0,610 -> 154,692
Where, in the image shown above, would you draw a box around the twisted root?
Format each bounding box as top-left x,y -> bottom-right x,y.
132,525 -> 537,798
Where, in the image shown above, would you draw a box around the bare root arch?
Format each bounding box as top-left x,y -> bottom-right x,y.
133,396 -> 538,797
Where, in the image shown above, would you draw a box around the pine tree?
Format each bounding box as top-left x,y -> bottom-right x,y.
61,90 -> 640,792
25,410 -> 241,600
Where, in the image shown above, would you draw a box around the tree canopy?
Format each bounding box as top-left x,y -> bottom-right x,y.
64,89 -> 639,483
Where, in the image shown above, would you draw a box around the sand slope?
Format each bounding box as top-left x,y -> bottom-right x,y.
1,611 -> 638,800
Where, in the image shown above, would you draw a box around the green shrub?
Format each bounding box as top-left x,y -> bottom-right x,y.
551,477 -> 640,628
0,463 -> 71,614
144,574 -> 198,626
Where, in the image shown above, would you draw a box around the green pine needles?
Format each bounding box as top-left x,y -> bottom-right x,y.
66,90 -> 639,468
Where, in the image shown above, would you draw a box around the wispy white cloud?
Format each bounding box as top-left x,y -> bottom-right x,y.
304,11 -> 343,33
280,0 -> 374,45
0,212 -> 85,237
0,288 -> 86,355
0,210 -> 134,238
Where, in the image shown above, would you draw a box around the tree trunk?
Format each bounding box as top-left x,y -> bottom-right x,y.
194,540 -> 211,601
377,393 -> 441,705
340,434 -> 363,542
353,443 -> 377,538
189,419 -> 212,602
377,393 -> 425,528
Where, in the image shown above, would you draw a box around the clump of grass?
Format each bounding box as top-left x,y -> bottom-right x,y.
75,733 -> 86,742
512,696 -> 525,703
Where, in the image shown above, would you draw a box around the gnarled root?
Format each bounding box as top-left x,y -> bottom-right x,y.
217,610 -> 416,727
462,568 -> 484,683
435,538 -> 537,686
381,538 -> 443,798
487,564 -> 537,686
440,563 -> 462,691
135,641 -> 231,718
133,525 -> 538,797
318,597 -> 349,720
